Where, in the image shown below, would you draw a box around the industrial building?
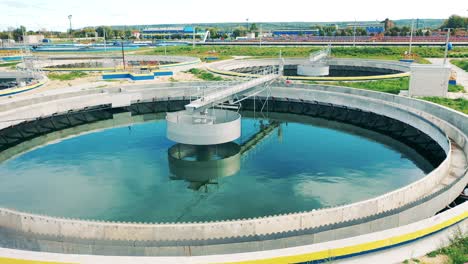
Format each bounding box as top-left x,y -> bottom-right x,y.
141,26 -> 203,39
346,22 -> 385,34
272,29 -> 320,36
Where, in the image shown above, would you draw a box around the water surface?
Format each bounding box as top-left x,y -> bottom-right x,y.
0,116 -> 429,222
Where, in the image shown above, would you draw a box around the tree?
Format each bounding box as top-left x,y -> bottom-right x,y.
113,29 -> 125,38
440,15 -> 467,29
249,23 -> 258,33
81,27 -> 96,38
323,26 -> 336,35
382,18 -> 395,31
124,29 -> 132,38
0,32 -> 10,39
388,27 -> 400,37
12,26 -> 26,41
208,27 -> 219,39
96,26 -> 113,39
356,28 -> 367,36
233,29 -> 242,38
232,27 -> 246,38
400,26 -> 411,36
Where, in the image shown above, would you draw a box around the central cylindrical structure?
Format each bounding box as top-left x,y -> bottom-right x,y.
297,64 -> 330,76
166,109 -> 241,145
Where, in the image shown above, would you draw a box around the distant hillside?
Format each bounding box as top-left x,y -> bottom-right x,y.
109,19 -> 445,31
393,19 -> 444,29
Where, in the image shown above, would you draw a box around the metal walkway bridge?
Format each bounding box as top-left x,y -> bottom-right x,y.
167,64 -> 283,146
308,46 -> 331,63
185,67 -> 281,112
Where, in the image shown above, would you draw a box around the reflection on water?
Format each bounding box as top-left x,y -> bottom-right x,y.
0,114 -> 432,223
168,143 -> 241,191
167,119 -> 282,192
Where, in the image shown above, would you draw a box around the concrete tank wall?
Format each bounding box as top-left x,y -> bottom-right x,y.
210,58 -> 410,74
0,84 -> 462,245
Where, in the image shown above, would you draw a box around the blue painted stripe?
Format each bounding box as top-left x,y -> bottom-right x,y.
154,71 -> 173,76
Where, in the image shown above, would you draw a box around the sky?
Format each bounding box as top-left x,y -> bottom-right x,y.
0,0 -> 466,31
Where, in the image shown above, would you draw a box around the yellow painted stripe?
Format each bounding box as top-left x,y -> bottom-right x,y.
43,59 -> 200,72
287,72 -> 410,81
160,59 -> 201,68
0,211 -> 465,264
0,80 -> 46,96
102,72 -> 129,75
130,74 -> 153,77
43,67 -> 120,72
223,211 -> 468,264
0,257 -> 74,264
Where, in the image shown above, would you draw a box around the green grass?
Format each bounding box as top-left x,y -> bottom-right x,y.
187,68 -> 224,81
451,59 -> 468,72
426,234 -> 468,264
329,77 -> 409,94
47,71 -> 88,81
0,61 -> 20,68
147,45 -> 321,59
328,77 -> 464,94
326,78 -> 467,114
426,250 -> 438,258
145,46 -> 468,62
423,97 -> 468,114
449,84 -> 465,93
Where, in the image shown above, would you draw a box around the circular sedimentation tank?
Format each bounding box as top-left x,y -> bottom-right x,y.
0,108 -> 437,223
0,81 -> 465,261
208,57 -> 411,81
18,55 -> 201,72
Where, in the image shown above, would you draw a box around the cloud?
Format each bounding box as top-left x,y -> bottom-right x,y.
0,0 -> 30,8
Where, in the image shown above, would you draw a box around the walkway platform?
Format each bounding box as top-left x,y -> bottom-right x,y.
185,73 -> 280,112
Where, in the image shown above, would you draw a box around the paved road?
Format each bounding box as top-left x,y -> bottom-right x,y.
426,58 -> 468,99
427,58 -> 468,89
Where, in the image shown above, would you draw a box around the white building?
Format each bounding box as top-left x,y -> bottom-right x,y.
23,35 -> 45,44
0,39 -> 16,47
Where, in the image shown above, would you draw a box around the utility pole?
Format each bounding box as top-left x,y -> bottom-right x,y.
121,36 -> 126,70
259,24 -> 262,48
192,27 -> 195,49
68,15 -> 72,41
443,28 -> 451,65
103,28 -> 107,52
409,19 -> 415,56
353,18 -> 357,47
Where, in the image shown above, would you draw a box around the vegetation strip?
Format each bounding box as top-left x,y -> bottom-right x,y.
47,72 -> 88,81
327,77 -> 465,95
451,59 -> 468,72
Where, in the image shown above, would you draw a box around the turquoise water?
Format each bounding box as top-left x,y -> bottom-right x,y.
0,117 -> 429,223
